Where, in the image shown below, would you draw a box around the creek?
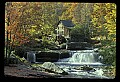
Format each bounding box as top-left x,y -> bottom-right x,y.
54,49 -> 113,79
26,49 -> 114,79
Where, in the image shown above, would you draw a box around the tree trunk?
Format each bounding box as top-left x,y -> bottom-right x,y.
7,31 -> 12,65
5,31 -> 9,65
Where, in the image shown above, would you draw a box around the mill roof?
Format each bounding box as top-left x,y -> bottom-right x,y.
57,20 -> 75,28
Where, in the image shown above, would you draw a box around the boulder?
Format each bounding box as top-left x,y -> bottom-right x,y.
41,62 -> 68,75
81,65 -> 96,72
67,42 -> 92,50
36,51 -> 69,62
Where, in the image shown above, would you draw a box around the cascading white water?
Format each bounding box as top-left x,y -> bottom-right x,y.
69,52 -> 95,63
56,50 -> 109,78
27,52 -> 36,63
53,49 -> 113,78
58,50 -> 103,65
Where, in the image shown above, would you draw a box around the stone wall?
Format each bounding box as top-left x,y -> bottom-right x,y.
35,51 -> 69,62
67,42 -> 93,50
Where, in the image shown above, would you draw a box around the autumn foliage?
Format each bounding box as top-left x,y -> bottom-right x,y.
5,2 -> 29,47
5,2 -> 116,66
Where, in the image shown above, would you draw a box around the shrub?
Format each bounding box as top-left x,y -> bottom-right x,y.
70,24 -> 91,42
99,41 -> 116,66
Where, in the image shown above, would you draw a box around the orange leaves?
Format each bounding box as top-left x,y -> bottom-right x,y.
12,33 -> 29,46
70,3 -> 78,9
5,2 -> 30,47
7,26 -> 12,31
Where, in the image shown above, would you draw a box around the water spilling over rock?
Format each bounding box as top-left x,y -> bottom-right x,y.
57,50 -> 103,65
27,51 -> 36,63
54,49 -> 109,78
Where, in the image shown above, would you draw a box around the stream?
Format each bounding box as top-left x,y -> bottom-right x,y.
54,50 -> 114,79
26,49 -> 115,79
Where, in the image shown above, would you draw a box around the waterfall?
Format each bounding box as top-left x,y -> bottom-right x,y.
58,50 -> 103,65
27,52 -> 36,63
69,52 -> 95,63
55,50 -> 110,78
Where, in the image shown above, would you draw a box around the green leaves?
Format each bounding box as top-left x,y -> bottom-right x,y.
70,24 -> 91,42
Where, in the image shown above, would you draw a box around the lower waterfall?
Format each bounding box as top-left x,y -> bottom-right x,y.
55,50 -> 109,78
57,50 -> 103,65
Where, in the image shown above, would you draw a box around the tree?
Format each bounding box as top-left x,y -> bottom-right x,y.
60,2 -> 78,20
16,2 -> 60,49
91,3 -> 116,41
5,2 -> 29,64
70,24 -> 91,42
91,3 -> 116,65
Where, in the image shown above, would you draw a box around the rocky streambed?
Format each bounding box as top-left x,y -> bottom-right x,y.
4,64 -> 62,78
4,62 -> 115,79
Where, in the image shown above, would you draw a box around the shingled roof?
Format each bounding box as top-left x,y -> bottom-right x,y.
57,20 -> 75,28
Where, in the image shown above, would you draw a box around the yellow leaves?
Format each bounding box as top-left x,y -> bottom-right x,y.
113,38 -> 116,42
105,3 -> 116,20
112,10 -> 116,15
93,17 -> 98,21
29,28 -> 35,35
94,4 -> 100,11
61,3 -> 79,21
105,23 -> 116,36
31,25 -> 37,29
93,3 -> 103,12
91,3 -> 116,41
107,19 -> 112,23
106,3 -> 111,8
92,17 -> 104,27
35,38 -> 40,41
26,8 -> 33,13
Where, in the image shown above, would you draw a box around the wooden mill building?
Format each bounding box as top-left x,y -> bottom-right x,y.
55,20 -> 75,42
